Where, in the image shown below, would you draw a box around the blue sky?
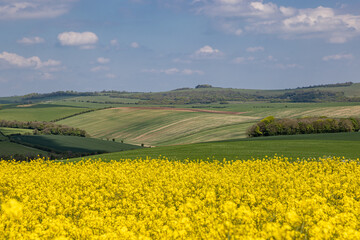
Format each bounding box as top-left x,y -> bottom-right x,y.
0,0 -> 359,96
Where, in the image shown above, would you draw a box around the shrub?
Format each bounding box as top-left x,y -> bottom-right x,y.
247,116 -> 360,137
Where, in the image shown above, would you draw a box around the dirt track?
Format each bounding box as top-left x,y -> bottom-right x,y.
110,106 -> 246,115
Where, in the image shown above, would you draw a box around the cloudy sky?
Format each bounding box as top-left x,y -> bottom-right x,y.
0,0 -> 359,96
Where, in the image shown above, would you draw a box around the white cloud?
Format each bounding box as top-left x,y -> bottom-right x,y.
192,45 -> 223,59
130,42 -> 139,48
163,68 -> 179,75
196,0 -> 279,18
91,66 -> 109,72
0,1 -> 77,20
322,54 -> 354,61
41,59 -> 61,68
17,36 -> 44,45
246,46 -> 264,52
0,51 -> 61,69
97,57 -> 110,64
193,1 -> 360,43
279,6 -> 296,17
142,68 -> 204,75
58,31 -> 98,48
250,1 -> 278,18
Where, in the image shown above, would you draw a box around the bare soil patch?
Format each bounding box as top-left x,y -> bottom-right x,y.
16,104 -> 35,108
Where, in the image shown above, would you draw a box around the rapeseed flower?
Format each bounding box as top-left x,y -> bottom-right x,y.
0,156 -> 359,239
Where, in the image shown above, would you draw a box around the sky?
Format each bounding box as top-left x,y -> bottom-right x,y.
0,0 -> 360,96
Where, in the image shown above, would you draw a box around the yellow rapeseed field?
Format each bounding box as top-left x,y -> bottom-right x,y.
1,156 -> 360,239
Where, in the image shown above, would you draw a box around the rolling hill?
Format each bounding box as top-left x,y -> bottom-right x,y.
58,107 -> 258,146
1,82 -> 360,156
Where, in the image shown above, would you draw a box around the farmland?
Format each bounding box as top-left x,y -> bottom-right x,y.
0,104 -> 90,122
1,85 -> 360,239
2,157 -> 360,239
1,85 -> 360,158
72,132 -> 360,162
58,107 -> 258,146
57,103 -> 360,146
10,135 -> 141,154
0,141 -> 48,156
0,127 -> 34,136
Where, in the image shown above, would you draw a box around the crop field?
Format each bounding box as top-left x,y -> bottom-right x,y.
187,102 -> 360,118
59,108 -> 258,146
10,135 -> 141,154
78,132 -> 360,162
57,103 -> 360,146
0,132 -> 7,141
0,104 -> 90,122
1,157 -> 360,239
0,141 -> 48,156
0,127 -> 33,136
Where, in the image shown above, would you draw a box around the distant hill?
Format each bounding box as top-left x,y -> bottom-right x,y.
1,82 -> 360,105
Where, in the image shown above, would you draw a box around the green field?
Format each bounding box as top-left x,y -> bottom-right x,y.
59,108 -> 258,146
72,132 -> 360,162
10,135 -> 141,154
0,127 -> 33,135
0,141 -> 48,156
0,104 -> 90,122
0,131 -> 7,141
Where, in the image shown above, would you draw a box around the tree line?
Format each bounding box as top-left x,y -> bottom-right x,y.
0,151 -> 105,161
0,120 -> 87,137
22,91 -> 98,101
247,116 -> 360,137
121,89 -> 359,105
295,82 -> 353,89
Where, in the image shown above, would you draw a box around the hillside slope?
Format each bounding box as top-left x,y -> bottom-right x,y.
59,108 -> 258,146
